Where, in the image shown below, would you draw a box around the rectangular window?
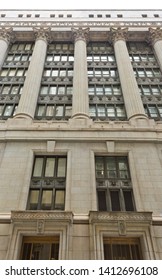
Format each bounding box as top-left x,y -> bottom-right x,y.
96,156 -> 135,212
104,238 -> 142,260
89,105 -> 126,120
21,236 -> 59,260
27,156 -> 66,210
145,105 -> 162,120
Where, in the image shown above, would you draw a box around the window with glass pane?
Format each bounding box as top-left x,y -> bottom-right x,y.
89,105 -> 96,117
28,156 -> 66,210
147,106 -> 158,117
4,105 -> 14,116
116,106 -> 126,117
21,236 -> 59,260
36,104 -> 71,120
104,238 -> 142,260
107,106 -> 115,117
89,104 -> 126,120
152,86 -> 162,95
96,156 -> 135,212
145,105 -> 162,119
0,84 -> 22,95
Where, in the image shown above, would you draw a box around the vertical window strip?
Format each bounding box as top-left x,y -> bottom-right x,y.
28,156 -> 67,211
96,156 -> 135,212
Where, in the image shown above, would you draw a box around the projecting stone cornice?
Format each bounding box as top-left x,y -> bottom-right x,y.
0,21 -> 162,42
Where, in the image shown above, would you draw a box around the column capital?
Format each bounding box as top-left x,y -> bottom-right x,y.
110,27 -> 128,44
71,27 -> 90,43
0,27 -> 14,43
148,27 -> 162,45
33,27 -> 51,43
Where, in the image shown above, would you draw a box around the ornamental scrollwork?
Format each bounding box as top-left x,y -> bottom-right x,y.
0,27 -> 14,43
110,27 -> 128,43
148,27 -> 162,44
71,27 -> 90,43
33,27 -> 52,43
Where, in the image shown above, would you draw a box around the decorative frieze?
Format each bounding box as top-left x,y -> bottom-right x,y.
11,210 -> 73,222
1,21 -> 162,28
89,211 -> 152,223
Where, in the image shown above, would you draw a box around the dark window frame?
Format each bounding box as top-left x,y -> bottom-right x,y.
104,237 -> 142,260
96,156 -> 135,212
27,156 -> 67,211
21,236 -> 59,260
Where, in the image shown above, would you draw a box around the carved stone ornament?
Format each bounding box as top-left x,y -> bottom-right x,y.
71,27 -> 90,43
148,27 -> 162,44
11,210 -> 73,223
118,220 -> 127,235
33,27 -> 52,42
1,21 -> 162,29
0,27 -> 14,43
89,211 -> 152,224
110,27 -> 128,43
37,219 -> 45,234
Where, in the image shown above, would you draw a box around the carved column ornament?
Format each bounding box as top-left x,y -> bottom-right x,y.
72,27 -> 90,43
0,27 -> 14,43
110,27 -> 128,43
33,27 -> 51,43
148,27 -> 162,44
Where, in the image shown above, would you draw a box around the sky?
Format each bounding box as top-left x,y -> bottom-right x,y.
0,0 -> 161,10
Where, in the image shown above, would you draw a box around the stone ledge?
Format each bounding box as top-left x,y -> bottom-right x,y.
89,211 -> 153,224
11,210 -> 73,223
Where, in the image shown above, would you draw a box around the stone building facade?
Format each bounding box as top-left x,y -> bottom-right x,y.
0,9 -> 162,260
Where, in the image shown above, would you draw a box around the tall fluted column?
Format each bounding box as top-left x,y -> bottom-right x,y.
71,27 -> 90,119
149,28 -> 162,73
14,28 -> 50,119
111,28 -> 147,120
0,27 -> 13,69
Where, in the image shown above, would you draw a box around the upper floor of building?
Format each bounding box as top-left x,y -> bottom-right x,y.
0,9 -> 162,20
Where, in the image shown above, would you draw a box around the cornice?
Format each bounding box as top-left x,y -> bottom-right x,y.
0,21 -> 161,42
